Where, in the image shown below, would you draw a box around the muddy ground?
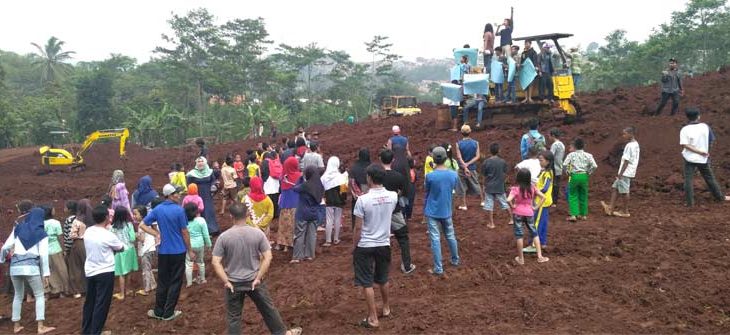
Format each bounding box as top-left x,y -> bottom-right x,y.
1,69 -> 729,334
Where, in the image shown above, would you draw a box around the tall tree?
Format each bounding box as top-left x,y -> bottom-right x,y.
31,36 -> 75,85
75,69 -> 114,135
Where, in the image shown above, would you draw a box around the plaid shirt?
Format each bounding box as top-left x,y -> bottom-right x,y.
563,150 -> 597,174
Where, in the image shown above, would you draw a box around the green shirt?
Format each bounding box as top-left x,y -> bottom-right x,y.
445,158 -> 460,172
188,217 -> 212,249
44,219 -> 63,255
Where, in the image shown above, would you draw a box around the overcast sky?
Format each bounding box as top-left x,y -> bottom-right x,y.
1,0 -> 688,63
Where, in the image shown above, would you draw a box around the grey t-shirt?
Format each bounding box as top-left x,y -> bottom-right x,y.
212,225 -> 270,283
300,152 -> 324,171
482,156 -> 508,194
353,187 -> 397,248
551,140 -> 565,176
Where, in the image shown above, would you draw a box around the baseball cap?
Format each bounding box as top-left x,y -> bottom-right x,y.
432,146 -> 447,161
460,124 -> 472,134
162,184 -> 179,197
392,125 -> 401,134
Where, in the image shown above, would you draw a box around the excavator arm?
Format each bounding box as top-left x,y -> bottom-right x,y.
74,128 -> 129,165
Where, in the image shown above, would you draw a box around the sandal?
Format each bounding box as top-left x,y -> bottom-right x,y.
514,256 -> 525,265
358,318 -> 378,328
487,224 -> 496,229
136,289 -> 149,296
289,259 -> 300,264
322,243 -> 332,247
457,206 -> 468,211
566,216 -> 577,222
380,309 -> 392,318
333,240 -> 341,245
612,211 -> 630,218
289,327 -> 303,335
537,257 -> 550,263
600,201 -> 613,216
113,293 -> 125,300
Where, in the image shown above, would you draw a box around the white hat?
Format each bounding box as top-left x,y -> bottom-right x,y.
162,184 -> 179,197
392,125 -> 401,134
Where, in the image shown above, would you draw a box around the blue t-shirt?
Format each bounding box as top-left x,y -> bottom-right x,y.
143,200 -> 188,255
458,138 -> 478,171
424,169 -> 458,219
390,135 -> 408,149
499,27 -> 512,46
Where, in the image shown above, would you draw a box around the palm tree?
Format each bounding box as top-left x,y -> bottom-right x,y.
31,36 -> 75,85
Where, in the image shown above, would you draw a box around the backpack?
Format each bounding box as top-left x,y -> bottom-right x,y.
267,158 -> 283,180
527,133 -> 547,154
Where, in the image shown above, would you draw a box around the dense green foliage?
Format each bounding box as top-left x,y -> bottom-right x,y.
0,1 -> 729,148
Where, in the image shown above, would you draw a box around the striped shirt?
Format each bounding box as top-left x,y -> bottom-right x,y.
563,150 -> 598,174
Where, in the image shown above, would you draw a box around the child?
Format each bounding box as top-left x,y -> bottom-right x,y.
184,203 -> 211,287
42,205 -> 70,297
62,200 -> 78,255
602,127 -> 640,217
235,177 -> 251,203
168,163 -> 188,194
133,205 -> 157,296
220,156 -> 239,215
82,206 -> 124,335
563,138 -> 598,222
246,154 -> 261,178
423,145 -> 437,177
233,154 -> 245,185
493,47 -> 505,102
482,143 -> 513,228
110,206 -> 138,300
100,195 -> 115,226
506,169 -> 549,265
525,151 -> 555,253
182,183 -> 205,214
548,128 -> 565,206
516,146 -> 542,185
243,177 -> 274,238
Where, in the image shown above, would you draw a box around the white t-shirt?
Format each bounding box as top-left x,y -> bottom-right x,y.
353,186 -> 397,248
84,225 -> 125,277
619,140 -> 640,178
680,123 -> 711,164
442,97 -> 460,107
516,158 -> 542,185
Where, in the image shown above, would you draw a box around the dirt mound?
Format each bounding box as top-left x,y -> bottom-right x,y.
1,70 -> 730,334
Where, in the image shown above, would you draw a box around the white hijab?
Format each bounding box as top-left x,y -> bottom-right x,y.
321,156 -> 348,191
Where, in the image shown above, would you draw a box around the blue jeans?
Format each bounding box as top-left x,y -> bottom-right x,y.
463,100 -> 485,125
11,275 -> 45,322
494,83 -> 504,102
572,73 -> 581,92
426,217 -> 460,274
504,81 -> 516,102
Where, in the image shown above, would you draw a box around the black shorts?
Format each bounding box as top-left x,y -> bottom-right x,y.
353,246 -> 391,288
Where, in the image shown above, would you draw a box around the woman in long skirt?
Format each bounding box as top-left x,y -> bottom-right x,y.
67,199 -> 92,298
187,157 -> 220,235
276,157 -> 301,252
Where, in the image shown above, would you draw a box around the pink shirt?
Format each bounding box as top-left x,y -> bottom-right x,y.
182,195 -> 205,214
509,186 -> 536,216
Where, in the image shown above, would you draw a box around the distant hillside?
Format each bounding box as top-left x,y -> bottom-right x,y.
396,57 -> 453,82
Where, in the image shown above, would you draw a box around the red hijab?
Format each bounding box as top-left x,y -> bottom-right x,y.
281,157 -> 302,191
248,177 -> 266,202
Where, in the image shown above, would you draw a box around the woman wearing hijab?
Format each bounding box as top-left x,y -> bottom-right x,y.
291,166 -> 324,263
348,148 -> 371,228
187,157 -> 220,235
321,156 -> 348,246
243,177 -> 274,238
182,183 -> 205,214
110,170 -> 131,212
1,207 -> 56,334
276,156 -> 301,252
131,175 -> 158,209
67,199 -> 93,298
392,145 -> 415,220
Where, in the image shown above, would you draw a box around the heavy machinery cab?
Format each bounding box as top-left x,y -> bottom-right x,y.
39,128 -> 129,169
381,96 -> 422,116
513,33 -> 573,70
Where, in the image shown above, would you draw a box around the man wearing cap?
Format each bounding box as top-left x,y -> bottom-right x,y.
654,58 -> 684,116
140,184 -> 193,321
386,125 -> 411,156
567,47 -> 582,94
424,146 -> 460,275
679,107 -> 730,206
537,43 -> 555,103
455,125 -> 484,210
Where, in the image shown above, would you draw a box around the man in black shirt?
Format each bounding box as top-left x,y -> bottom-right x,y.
379,149 -> 416,274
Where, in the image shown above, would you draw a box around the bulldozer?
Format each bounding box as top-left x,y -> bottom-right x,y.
39,128 -> 129,170
379,96 -> 422,117
470,33 -> 582,126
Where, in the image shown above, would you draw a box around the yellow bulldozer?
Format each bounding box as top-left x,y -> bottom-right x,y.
380,96 -> 422,117
39,128 -> 129,170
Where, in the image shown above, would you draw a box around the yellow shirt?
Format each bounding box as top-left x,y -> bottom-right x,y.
244,196 -> 273,230
169,171 -> 188,193
247,163 -> 260,178
537,170 -> 554,207
424,156 -> 434,176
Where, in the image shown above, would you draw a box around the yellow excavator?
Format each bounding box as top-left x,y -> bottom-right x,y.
39,128 -> 129,170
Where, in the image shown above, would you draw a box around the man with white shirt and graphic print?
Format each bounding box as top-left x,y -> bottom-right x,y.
679,108 -> 730,206
601,127 -> 640,217
352,164 -> 397,329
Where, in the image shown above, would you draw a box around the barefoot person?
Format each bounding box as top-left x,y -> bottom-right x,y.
211,203 -> 302,335
352,164 -> 398,328
2,206 -> 56,334
455,125 -> 484,210
82,206 -> 125,335
679,107 -> 730,206
482,143 -> 513,229
602,127 -> 641,217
